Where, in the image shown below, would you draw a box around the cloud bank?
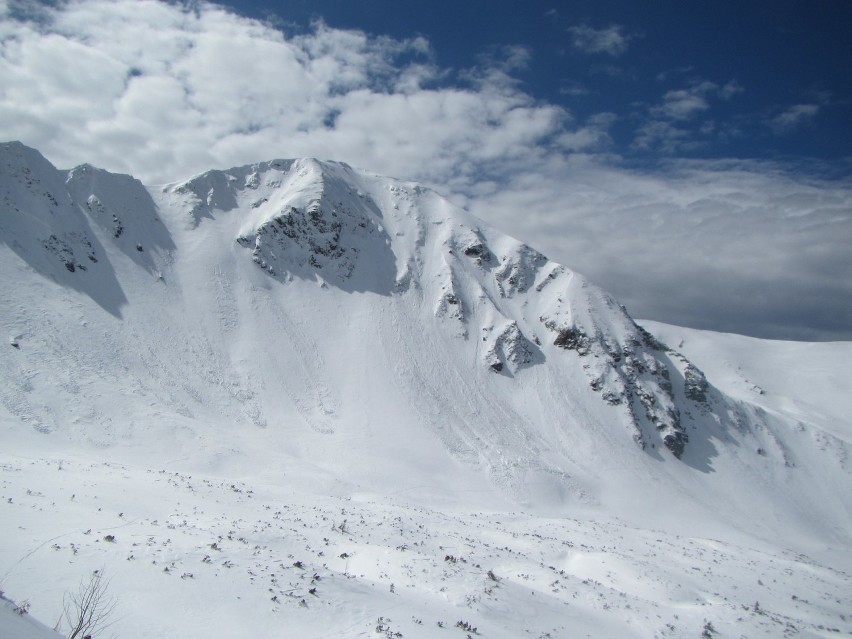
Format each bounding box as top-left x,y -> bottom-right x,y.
1,0 -> 850,340
464,157 -> 852,341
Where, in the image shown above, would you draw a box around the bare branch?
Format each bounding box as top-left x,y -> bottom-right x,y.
63,570 -> 117,639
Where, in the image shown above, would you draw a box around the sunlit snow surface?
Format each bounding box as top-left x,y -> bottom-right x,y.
1,142 -> 850,637
1,456 -> 850,639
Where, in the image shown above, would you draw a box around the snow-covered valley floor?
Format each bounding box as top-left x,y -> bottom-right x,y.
2,452 -> 850,639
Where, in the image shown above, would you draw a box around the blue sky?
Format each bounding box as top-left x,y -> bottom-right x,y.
227,0 -> 852,166
1,0 -> 850,340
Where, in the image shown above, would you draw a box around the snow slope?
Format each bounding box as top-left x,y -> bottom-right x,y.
1,142 -> 850,637
640,320 -> 852,446
0,594 -> 62,639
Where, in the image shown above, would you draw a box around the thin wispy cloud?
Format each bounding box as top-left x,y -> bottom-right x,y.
652,81 -> 742,120
558,80 -> 590,97
655,89 -> 711,121
1,0 -> 850,340
771,103 -> 821,133
567,24 -> 632,57
634,80 -> 744,151
633,120 -> 693,153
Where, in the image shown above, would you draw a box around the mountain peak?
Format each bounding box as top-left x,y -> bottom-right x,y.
155,151 -> 707,461
4,144 -> 847,524
0,144 -> 711,463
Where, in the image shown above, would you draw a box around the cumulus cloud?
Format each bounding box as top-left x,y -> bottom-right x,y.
0,0 -> 850,340
567,24 -> 632,56
0,1 -> 573,185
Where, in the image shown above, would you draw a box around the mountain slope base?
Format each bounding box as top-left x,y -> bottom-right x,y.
2,455 -> 849,639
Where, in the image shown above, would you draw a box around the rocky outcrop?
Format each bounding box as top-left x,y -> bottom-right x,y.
483,322 -> 539,374
237,202 -> 352,278
683,363 -> 710,404
494,244 -> 547,298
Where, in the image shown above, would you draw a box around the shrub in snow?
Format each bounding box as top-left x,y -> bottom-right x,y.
64,570 -> 116,639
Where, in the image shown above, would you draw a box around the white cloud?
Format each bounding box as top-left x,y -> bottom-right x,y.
0,0 -> 850,340
567,24 -> 632,56
719,80 -> 744,100
555,112 -> 616,150
633,120 -> 692,153
635,80 -> 744,152
771,103 -> 820,132
489,44 -> 532,72
0,1 -> 573,187
652,81 -> 742,121
654,87 -> 711,120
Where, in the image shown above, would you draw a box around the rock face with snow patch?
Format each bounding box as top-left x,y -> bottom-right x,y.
0,142 -> 173,315
163,153 -> 716,459
171,159 -> 395,292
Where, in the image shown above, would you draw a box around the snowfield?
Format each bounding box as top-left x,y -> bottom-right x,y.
1,141 -> 850,638
2,454 -> 849,639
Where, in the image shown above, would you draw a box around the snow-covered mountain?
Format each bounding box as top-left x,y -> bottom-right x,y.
1,141 -> 850,638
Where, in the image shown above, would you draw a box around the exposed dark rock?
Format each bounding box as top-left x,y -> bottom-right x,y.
663,432 -> 688,458
239,201 -> 356,281
436,286 -> 465,325
542,314 -> 693,458
602,389 -> 623,405
43,234 -> 94,273
684,364 -> 709,404
535,265 -> 565,292
636,325 -> 667,351
494,244 -> 547,297
463,243 -> 490,259
551,326 -> 591,355
483,322 -> 539,374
